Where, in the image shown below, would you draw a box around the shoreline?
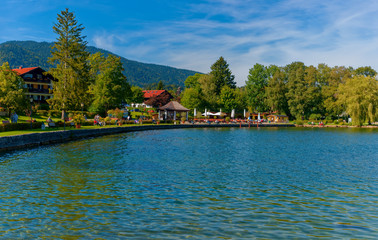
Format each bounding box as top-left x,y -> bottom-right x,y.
1,123 -> 293,152
298,124 -> 378,128
1,122 -> 376,152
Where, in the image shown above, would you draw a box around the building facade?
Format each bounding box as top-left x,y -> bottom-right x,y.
12,67 -> 54,103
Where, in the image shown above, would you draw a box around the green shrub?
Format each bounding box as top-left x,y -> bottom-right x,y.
40,104 -> 50,110
32,104 -> 41,111
296,120 -> 304,125
309,114 -> 322,120
49,110 -> 61,118
73,114 -> 86,125
83,120 -> 94,126
87,112 -> 96,118
37,110 -> 49,116
225,117 -> 230,122
55,121 -> 64,127
0,122 -> 43,132
333,120 -> 339,125
107,109 -> 114,117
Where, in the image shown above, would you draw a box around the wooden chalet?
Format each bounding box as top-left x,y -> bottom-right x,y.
12,67 -> 54,103
143,90 -> 173,102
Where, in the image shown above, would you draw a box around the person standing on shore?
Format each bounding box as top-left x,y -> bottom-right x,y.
14,112 -> 18,123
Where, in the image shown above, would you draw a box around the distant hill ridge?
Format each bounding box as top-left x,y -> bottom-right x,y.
0,40 -> 199,87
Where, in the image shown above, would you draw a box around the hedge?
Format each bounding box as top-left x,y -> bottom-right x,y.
0,122 -> 43,132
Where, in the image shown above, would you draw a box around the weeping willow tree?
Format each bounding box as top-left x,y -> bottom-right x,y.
338,75 -> 378,126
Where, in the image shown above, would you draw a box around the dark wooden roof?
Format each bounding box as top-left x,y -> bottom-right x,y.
159,101 -> 189,112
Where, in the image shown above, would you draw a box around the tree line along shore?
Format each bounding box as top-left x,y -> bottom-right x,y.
1,8 -> 377,133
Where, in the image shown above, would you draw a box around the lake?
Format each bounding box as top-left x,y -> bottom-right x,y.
0,127 -> 377,239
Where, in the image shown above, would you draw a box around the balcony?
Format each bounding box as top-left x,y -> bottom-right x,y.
28,89 -> 51,94
23,78 -> 52,84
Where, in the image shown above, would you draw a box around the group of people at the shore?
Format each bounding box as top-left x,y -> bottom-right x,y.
94,114 -> 105,126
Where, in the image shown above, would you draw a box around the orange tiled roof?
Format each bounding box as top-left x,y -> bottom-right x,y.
12,67 -> 39,75
143,90 -> 166,98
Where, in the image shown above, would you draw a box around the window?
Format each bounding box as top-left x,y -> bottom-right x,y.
24,74 -> 33,79
37,74 -> 42,80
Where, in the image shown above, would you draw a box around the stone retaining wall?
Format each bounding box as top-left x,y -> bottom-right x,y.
0,123 -> 294,152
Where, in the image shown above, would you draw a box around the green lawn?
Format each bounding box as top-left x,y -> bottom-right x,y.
1,114 -> 61,123
0,123 -> 162,137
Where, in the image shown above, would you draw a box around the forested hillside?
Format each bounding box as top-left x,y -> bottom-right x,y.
0,41 -> 198,87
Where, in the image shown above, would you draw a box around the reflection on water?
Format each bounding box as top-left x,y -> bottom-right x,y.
0,128 -> 377,239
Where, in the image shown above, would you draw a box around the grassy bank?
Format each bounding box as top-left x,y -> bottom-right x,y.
0,123 -> 169,137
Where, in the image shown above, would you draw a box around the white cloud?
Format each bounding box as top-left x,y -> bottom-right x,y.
88,0 -> 378,85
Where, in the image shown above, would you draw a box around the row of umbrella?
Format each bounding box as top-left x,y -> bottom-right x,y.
194,109 -> 261,120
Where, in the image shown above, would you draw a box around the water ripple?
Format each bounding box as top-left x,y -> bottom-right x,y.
0,127 -> 377,239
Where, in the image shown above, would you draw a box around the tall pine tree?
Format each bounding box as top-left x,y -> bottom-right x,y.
210,56 -> 236,95
48,8 -> 90,117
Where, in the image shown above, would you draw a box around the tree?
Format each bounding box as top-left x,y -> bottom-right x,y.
130,86 -> 144,104
218,85 -> 239,112
180,88 -> 203,111
266,69 -> 290,116
245,63 -> 269,112
285,62 -> 307,119
157,80 -> 164,90
0,62 -> 27,116
337,75 -> 378,126
48,8 -> 90,117
198,74 -> 218,109
303,65 -> 322,116
210,56 -> 236,95
184,73 -> 202,89
353,66 -> 377,77
90,54 -> 131,114
88,52 -> 105,84
321,66 -> 351,118
235,87 -> 248,112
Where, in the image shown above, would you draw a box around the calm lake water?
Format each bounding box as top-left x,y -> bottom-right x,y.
0,127 -> 377,239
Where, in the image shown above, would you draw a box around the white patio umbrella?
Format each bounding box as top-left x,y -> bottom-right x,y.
231,109 -> 235,118
194,108 -> 196,117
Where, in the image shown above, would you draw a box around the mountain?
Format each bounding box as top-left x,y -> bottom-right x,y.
0,41 -> 199,87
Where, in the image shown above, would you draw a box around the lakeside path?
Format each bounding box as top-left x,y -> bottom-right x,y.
0,123 -> 294,152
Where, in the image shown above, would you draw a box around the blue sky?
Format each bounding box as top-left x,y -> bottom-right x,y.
1,0 -> 378,86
